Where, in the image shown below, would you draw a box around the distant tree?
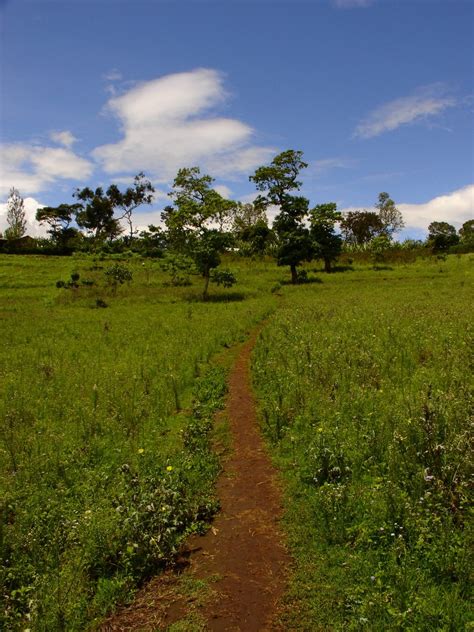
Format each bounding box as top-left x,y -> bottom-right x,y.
238,220 -> 275,256
309,202 -> 342,272
375,192 -> 404,238
250,150 -> 312,283
4,188 -> 27,240
369,234 -> 391,266
106,172 -> 154,242
459,219 -> 474,244
427,221 -> 459,251
340,210 -> 384,245
73,187 -> 122,242
36,203 -> 82,246
231,202 -> 267,234
166,167 -> 236,300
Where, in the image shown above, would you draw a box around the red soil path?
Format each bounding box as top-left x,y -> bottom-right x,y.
101,327 -> 291,631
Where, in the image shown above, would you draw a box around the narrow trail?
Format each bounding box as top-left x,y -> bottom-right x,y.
101,326 -> 291,631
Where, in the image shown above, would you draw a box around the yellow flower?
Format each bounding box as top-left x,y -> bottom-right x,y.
138,448 -> 145,454
166,465 -> 173,472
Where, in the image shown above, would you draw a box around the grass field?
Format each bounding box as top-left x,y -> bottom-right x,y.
1,253 -> 472,630
253,254 -> 473,630
0,254 -> 277,630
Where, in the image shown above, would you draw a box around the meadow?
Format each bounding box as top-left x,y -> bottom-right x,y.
253,254 -> 473,630
0,252 -> 472,630
0,254 -> 277,630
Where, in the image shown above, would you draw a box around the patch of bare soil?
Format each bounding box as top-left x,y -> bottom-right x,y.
101,327 -> 291,631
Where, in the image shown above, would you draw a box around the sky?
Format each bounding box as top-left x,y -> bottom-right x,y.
0,0 -> 473,239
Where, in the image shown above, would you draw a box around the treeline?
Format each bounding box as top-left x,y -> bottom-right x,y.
2,151 -> 473,279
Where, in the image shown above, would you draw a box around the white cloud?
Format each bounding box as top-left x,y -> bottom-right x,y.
311,157 -> 357,175
103,69 -> 123,82
399,184 -> 474,232
354,83 -> 457,139
214,184 -> 233,199
93,68 -> 275,181
0,143 -> 93,197
0,196 -> 48,238
332,0 -> 373,7
339,184 -> 474,234
50,130 -> 77,148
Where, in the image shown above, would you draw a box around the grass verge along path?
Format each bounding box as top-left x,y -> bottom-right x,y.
102,324 -> 291,631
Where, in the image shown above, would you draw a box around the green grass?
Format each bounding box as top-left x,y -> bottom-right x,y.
1,252 -> 472,630
252,254 -> 473,630
0,254 -> 278,630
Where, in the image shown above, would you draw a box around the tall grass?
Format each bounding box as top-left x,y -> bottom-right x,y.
0,254 -> 277,630
253,255 -> 473,630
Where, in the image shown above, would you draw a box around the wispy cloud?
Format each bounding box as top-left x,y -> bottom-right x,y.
0,143 -> 93,198
354,83 -> 457,139
92,68 -> 275,181
311,157 -> 357,175
331,0 -> 374,8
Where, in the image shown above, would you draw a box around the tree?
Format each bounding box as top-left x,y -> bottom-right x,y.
427,221 -> 459,251
4,188 -> 27,240
106,172 -> 154,242
231,202 -> 267,234
340,210 -> 384,245
250,150 -> 312,283
36,203 -> 82,246
309,203 -> 342,272
165,167 -> 237,300
73,187 -> 122,242
459,219 -> 474,245
375,192 -> 404,238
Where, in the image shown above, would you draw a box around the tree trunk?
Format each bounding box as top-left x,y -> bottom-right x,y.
290,264 -> 298,284
324,257 -> 332,273
203,273 -> 210,301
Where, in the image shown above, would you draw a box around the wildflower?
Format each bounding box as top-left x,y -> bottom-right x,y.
138,448 -> 145,454
166,465 -> 173,472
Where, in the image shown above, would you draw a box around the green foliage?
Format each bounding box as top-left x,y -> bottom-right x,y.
250,150 -> 312,283
0,254 -> 277,630
252,256 -> 473,629
340,210 -> 384,245
428,221 -> 460,252
165,167 -> 238,299
309,203 -> 342,272
160,254 -> 195,286
104,263 -> 133,294
4,188 -> 27,241
210,269 -> 237,288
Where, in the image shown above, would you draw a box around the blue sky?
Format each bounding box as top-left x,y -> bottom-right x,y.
1,0 -> 473,238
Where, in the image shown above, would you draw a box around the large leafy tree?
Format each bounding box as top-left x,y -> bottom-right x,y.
309,203 -> 342,272
375,192 -> 404,238
340,210 -> 384,246
4,188 -> 27,240
427,221 -> 459,251
73,187 -> 122,242
165,167 -> 237,300
459,219 -> 474,245
36,203 -> 82,246
250,150 -> 312,283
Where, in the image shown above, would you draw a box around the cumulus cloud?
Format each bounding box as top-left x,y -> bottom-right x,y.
0,143 -> 93,197
340,184 -> 474,234
50,130 -> 78,148
399,184 -> 474,232
0,196 -> 48,238
354,83 -> 457,139
93,68 -> 275,181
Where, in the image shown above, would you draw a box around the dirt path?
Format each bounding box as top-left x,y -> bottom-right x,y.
102,326 -> 290,631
